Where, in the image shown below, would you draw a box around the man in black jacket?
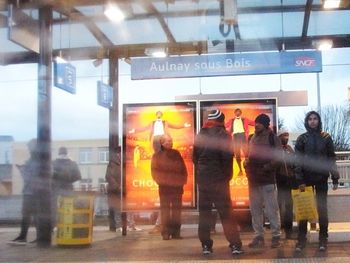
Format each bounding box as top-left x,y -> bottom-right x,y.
193,109 -> 243,255
294,111 -> 339,252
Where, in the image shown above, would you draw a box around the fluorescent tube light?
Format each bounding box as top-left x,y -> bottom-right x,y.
323,0 -> 341,9
104,3 -> 125,22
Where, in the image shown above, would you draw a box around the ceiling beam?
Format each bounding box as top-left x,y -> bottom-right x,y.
54,3 -> 114,48
3,35 -> 350,65
302,0 -> 313,40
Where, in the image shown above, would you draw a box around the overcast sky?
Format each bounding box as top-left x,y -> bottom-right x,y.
0,48 -> 349,143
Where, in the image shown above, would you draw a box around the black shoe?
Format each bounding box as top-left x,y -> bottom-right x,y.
7,237 -> 27,245
171,235 -> 183,240
202,245 -> 213,255
230,244 -> 244,255
271,236 -> 281,248
109,227 -> 117,232
248,236 -> 264,249
319,240 -> 327,251
295,241 -> 306,252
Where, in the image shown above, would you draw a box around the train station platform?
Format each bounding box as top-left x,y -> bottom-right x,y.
1,223 -> 350,262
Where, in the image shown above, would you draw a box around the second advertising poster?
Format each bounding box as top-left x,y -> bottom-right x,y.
199,99 -> 277,208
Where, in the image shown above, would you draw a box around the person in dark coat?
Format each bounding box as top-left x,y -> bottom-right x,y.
151,134 -> 188,240
276,128 -> 297,239
51,147 -> 81,227
193,109 -> 243,255
8,139 -> 40,245
294,111 -> 339,252
245,113 -> 282,249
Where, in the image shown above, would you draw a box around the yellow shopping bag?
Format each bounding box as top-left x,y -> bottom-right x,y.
291,186 -> 318,221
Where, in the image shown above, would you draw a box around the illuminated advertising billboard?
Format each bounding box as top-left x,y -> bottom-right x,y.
122,102 -> 197,210
199,99 -> 277,208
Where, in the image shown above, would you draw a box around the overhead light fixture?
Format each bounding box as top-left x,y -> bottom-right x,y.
123,57 -> 132,65
314,39 -> 333,50
323,0 -> 341,9
104,3 -> 125,22
145,48 -> 167,58
93,58 -> 103,67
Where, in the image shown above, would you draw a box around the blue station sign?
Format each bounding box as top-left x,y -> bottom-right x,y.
54,61 -> 76,94
97,81 -> 113,109
131,51 -> 322,80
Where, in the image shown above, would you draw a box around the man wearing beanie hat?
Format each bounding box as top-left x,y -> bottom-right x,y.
226,108 -> 255,176
245,113 -> 282,249
193,109 -> 243,255
276,128 -> 297,240
294,111 -> 339,252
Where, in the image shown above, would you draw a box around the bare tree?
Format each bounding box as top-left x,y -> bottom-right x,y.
321,103 -> 350,150
294,103 -> 350,151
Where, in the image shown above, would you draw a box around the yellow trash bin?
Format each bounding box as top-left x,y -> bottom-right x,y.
56,191 -> 95,246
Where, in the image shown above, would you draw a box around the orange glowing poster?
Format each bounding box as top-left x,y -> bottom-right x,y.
199,99 -> 277,208
122,102 -> 197,210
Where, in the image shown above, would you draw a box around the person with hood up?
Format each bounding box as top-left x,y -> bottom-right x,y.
294,111 -> 339,252
193,109 -> 243,255
151,134 -> 188,240
245,113 -> 282,249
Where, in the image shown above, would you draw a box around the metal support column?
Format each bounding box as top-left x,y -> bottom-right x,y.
317,72 -> 321,114
108,52 -> 125,235
37,5 -> 53,247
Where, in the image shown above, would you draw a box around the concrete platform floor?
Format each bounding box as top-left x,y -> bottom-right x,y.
1,224 -> 350,263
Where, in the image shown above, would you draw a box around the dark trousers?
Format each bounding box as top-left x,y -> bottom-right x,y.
277,186 -> 294,235
198,182 -> 241,248
18,195 -> 38,239
233,133 -> 247,169
158,185 -> 183,238
298,182 -> 328,242
107,192 -> 121,230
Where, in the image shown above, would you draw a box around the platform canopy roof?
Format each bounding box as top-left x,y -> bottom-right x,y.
0,0 -> 350,65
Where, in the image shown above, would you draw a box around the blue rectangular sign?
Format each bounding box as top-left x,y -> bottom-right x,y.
131,51 -> 322,80
54,61 -> 76,94
97,81 -> 113,109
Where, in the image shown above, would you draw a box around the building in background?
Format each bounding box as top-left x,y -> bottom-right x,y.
7,139 -> 109,195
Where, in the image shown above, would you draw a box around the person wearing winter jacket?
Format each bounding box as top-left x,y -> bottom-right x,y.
294,111 -> 339,252
52,147 -> 81,226
151,134 -> 188,240
193,109 -> 243,255
245,113 -> 282,249
276,128 -> 297,239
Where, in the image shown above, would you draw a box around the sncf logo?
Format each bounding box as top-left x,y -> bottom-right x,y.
295,56 -> 316,67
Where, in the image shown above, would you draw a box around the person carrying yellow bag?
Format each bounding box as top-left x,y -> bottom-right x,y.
294,111 -> 339,252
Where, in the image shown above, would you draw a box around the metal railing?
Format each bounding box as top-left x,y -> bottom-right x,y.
334,152 -> 350,186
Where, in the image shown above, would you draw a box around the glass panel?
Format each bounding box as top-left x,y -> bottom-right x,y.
96,19 -> 167,45
309,10 -> 350,36
52,23 -> 101,49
